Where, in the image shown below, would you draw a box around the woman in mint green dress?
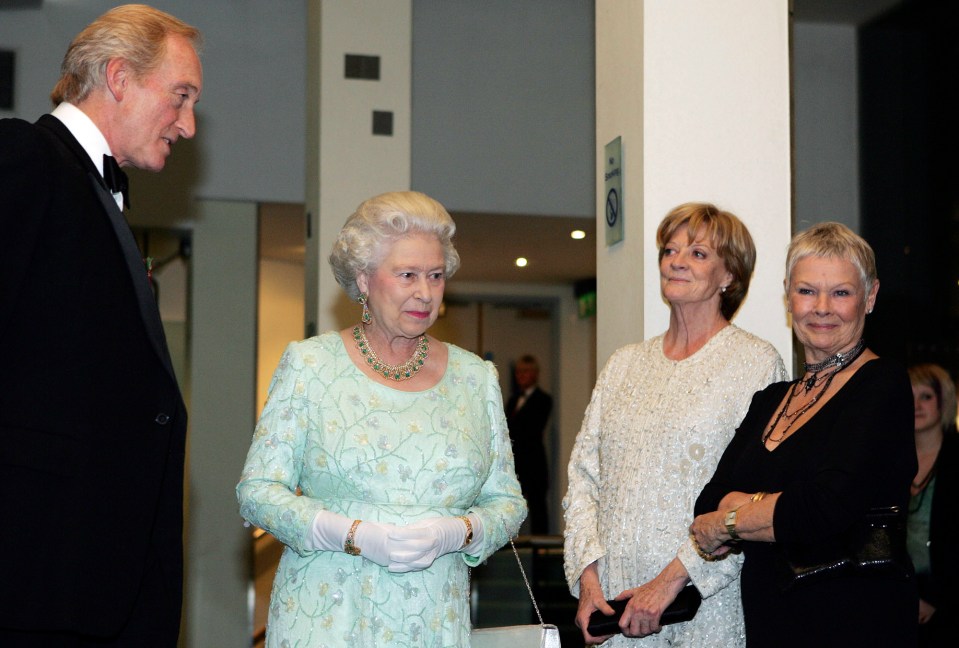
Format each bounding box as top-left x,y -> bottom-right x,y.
237,191 -> 527,647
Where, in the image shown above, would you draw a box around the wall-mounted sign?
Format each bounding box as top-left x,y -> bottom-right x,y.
604,136 -> 623,246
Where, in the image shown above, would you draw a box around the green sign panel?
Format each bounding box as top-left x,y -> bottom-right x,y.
604,136 -> 623,246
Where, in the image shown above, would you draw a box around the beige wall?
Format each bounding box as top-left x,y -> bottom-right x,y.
257,258 -> 306,415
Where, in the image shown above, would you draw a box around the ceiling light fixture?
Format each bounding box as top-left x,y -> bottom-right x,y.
571,229 -> 586,240
515,257 -> 528,268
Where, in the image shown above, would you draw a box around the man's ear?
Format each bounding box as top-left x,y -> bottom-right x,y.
104,58 -> 129,101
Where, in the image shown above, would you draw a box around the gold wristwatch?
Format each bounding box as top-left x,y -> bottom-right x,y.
724,508 -> 741,541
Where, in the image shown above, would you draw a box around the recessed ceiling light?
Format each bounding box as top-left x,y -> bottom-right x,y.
515,257 -> 528,268
571,229 -> 586,240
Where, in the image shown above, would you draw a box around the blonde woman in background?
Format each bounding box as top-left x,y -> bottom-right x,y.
907,362 -> 958,646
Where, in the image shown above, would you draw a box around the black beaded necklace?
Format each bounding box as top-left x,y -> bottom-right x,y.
801,337 -> 866,393
762,339 -> 866,444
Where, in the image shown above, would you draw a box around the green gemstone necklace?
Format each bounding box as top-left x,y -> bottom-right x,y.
352,324 -> 429,381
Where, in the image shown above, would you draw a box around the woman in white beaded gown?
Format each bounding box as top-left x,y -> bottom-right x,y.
237,191 -> 527,647
563,203 -> 787,646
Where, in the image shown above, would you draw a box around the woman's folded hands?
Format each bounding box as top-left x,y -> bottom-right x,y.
308,511 -> 484,572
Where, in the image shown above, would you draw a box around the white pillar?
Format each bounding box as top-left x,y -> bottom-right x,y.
595,0 -> 793,367
305,0 -> 413,336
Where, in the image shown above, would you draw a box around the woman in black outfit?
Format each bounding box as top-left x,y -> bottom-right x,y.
689,222 -> 917,647
907,363 -> 958,647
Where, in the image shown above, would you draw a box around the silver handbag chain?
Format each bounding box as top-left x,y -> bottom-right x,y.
468,537 -> 546,625
507,537 -> 545,625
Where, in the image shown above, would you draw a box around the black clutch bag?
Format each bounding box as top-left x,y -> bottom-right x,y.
586,584 -> 702,636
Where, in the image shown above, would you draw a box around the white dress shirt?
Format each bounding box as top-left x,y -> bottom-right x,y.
51,102 -> 124,210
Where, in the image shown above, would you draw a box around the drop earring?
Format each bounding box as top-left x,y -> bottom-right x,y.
359,293 -> 372,324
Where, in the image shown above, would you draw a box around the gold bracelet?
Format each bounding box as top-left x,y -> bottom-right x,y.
751,491 -> 767,503
689,531 -> 724,562
457,515 -> 473,548
344,519 -> 362,556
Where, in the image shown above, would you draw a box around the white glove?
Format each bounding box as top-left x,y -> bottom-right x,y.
387,515 -> 482,573
308,510 -> 396,567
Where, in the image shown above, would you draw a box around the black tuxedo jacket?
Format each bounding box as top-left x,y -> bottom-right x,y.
0,115 -> 187,638
505,386 -> 552,488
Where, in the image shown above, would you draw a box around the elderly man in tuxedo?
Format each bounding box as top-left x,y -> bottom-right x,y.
0,5 -> 202,646
506,354 -> 554,534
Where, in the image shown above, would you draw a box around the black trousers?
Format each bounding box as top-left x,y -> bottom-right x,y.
0,550 -> 180,648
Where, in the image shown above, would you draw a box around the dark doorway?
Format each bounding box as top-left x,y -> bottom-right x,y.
859,1 -> 959,378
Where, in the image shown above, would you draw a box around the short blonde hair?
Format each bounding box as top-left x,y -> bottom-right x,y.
329,191 -> 461,301
786,222 -> 877,297
909,363 -> 958,431
51,4 -> 202,106
656,202 -> 756,321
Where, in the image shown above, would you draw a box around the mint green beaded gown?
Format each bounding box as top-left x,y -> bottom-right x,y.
237,332 -> 527,647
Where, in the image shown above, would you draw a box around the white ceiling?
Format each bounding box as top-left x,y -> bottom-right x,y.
445,211 -> 596,284
258,203 -> 596,286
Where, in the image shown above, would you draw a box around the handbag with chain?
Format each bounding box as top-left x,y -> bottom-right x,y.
470,538 -> 561,648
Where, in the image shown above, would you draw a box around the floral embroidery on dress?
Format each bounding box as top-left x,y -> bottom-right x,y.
237,332 -> 526,647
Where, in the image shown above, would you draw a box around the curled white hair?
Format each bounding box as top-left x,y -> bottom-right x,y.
329,191 -> 460,301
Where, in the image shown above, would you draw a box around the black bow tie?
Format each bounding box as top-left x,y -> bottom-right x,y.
102,154 -> 130,209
